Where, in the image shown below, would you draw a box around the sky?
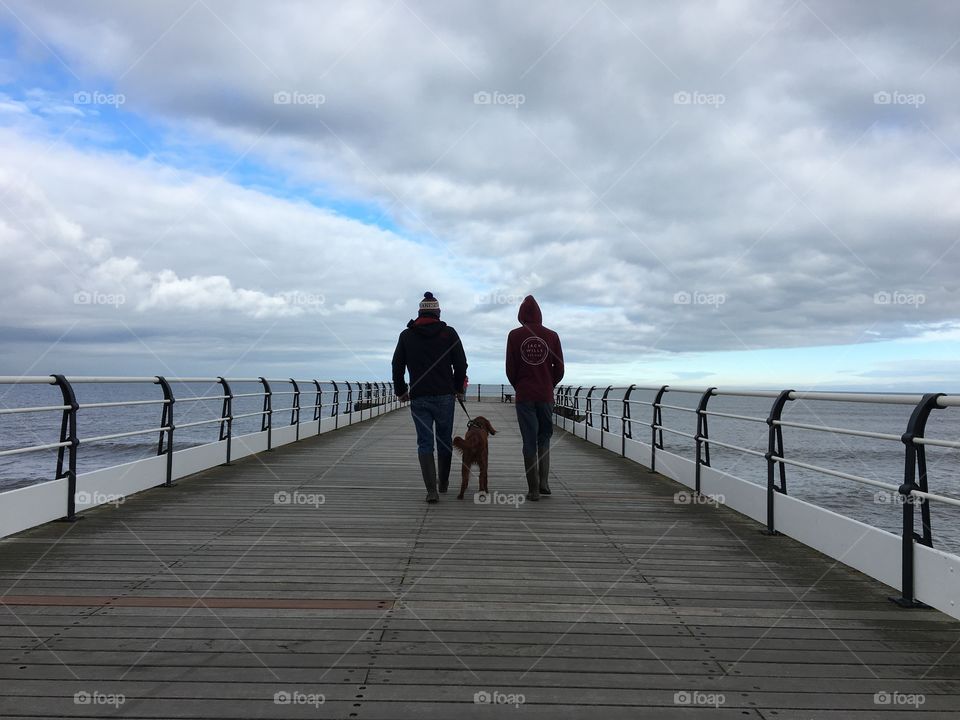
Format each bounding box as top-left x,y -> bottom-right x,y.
1,0 -> 959,391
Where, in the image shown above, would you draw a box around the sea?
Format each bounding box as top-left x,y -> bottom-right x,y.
1,382 -> 958,555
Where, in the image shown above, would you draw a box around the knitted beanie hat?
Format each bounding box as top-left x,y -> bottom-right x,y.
418,292 -> 441,315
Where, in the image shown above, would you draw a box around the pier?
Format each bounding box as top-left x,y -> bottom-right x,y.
2,399 -> 959,717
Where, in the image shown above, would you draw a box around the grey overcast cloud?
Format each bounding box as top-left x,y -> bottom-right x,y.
1,1 -> 959,388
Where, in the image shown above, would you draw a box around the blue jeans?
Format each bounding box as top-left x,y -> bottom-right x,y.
410,394 -> 455,455
516,401 -> 554,456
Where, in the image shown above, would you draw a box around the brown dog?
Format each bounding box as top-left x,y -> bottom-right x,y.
452,416 -> 497,498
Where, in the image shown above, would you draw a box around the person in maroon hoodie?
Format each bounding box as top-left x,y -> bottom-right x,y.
505,295 -> 564,500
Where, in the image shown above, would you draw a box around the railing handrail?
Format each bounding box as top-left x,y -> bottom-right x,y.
0,375 -> 402,522
552,382 -> 959,609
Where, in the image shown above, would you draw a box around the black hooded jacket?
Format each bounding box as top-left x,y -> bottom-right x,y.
392,318 -> 468,399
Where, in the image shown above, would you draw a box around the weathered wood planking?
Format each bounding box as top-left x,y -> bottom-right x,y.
0,401 -> 957,718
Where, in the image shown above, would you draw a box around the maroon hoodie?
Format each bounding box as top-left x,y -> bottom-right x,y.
505,296 -> 564,403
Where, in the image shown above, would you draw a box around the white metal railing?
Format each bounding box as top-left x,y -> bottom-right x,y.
0,375 -> 403,525
554,383 -> 959,610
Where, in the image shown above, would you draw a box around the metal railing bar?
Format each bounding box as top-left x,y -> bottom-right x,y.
913,437 -> 960,449
0,441 -> 71,457
169,395 -> 227,404
0,376 -> 58,384
655,403 -> 698,413
701,409 -> 766,423
909,489 -> 960,509
789,391 -> 923,405
701,438 -> 767,458
79,399 -> 170,409
769,455 -> 899,492
230,411 -> 268,420
175,417 -> 228,430
0,405 -> 70,415
82,427 -> 170,444
772,420 -> 902,442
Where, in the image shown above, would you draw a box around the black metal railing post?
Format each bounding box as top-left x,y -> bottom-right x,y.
622,384 -> 636,458
600,386 -> 612,449
892,392 -> 944,608
290,378 -> 301,440
331,381 -> 340,428
259,377 -> 273,451
218,377 -> 233,465
346,382 -> 354,423
650,385 -> 669,473
585,386 -> 597,431
694,388 -> 717,494
52,374 -> 79,521
573,386 -> 584,437
156,376 -> 175,486
312,380 -> 323,431
763,389 -> 794,535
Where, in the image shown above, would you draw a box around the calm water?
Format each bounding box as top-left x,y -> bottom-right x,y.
2,382 -> 959,555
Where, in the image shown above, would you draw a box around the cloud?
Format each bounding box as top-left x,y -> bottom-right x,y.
1,0 -> 959,382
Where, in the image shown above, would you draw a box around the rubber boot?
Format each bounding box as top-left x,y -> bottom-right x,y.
437,453 -> 452,494
523,453 -> 540,501
419,453 -> 439,503
538,447 -> 551,496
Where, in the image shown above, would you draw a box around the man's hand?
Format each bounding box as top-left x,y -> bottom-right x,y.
398,392 -> 410,403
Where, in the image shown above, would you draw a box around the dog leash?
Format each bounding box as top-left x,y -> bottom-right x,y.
457,396 -> 482,429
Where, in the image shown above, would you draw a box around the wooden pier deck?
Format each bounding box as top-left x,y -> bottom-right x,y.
1,401 -> 959,718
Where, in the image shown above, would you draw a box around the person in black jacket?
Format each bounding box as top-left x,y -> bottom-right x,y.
392,292 -> 468,503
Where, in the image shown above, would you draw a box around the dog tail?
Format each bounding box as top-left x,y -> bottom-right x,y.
453,436 -> 465,454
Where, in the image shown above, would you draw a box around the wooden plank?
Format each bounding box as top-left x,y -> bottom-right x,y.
0,401 -> 957,718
